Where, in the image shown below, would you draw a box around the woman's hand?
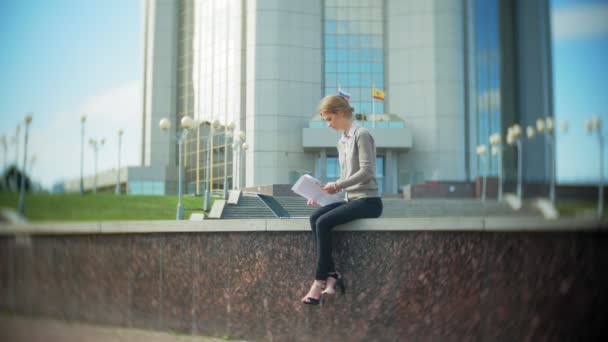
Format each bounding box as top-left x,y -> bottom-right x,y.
322,182 -> 340,194
307,199 -> 319,206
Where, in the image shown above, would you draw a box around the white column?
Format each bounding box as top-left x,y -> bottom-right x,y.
385,150 -> 395,194
387,0 -> 466,182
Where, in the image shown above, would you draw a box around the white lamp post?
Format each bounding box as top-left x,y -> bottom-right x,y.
477,144 -> 488,202
159,115 -> 194,220
80,115 -> 86,195
538,116 -> 559,203
0,135 -> 7,173
526,124 -> 538,198
18,114 -> 32,215
508,124 -> 523,199
115,129 -> 124,195
203,121 -> 212,211
241,141 -> 249,189
223,121 -> 235,199
232,130 -> 246,190
14,124 -> 20,169
89,138 -> 105,193
29,155 -> 36,175
489,133 -> 503,201
585,115 -> 604,219
231,139 -> 239,190
549,117 -> 559,203
203,119 -> 221,211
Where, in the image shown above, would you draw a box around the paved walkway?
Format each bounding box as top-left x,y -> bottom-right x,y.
0,315 -> 230,342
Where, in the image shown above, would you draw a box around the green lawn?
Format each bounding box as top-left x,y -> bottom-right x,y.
1,192 -> 603,222
0,193 -> 215,221
556,200 -> 604,218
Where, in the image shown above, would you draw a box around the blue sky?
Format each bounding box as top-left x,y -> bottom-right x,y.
0,0 -> 142,189
551,0 -> 608,183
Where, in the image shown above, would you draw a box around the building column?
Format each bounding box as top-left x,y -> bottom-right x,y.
319,149 -> 327,182
387,0 -> 466,182
385,150 -> 395,194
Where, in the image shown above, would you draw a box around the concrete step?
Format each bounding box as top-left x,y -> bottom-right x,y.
220,195 -> 542,219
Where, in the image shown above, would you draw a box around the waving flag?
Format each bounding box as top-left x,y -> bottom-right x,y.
338,89 -> 351,101
372,87 -> 385,101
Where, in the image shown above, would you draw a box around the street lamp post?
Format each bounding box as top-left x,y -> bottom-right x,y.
507,124 -> 523,199
241,141 -> 249,189
231,130 -> 246,190
489,133 -> 503,201
586,116 -> 604,219
537,117 -> 559,204
115,129 -> 124,195
14,124 -> 20,169
80,115 -> 86,195
1,135 -> 9,191
18,114 -> 32,216
526,125 -> 537,198
223,121 -> 235,199
0,135 -> 7,173
203,119 -> 220,211
160,116 -> 195,220
231,139 -> 239,190
546,117 -> 555,204
29,155 -> 36,175
477,144 -> 488,202
89,138 -> 105,193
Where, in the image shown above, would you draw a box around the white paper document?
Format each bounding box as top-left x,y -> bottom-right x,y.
291,174 -> 344,206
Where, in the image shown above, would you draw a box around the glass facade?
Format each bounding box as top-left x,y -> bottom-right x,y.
468,0 -> 501,176
175,0 -> 241,194
324,0 -> 385,114
128,181 -> 166,195
183,124 -> 233,195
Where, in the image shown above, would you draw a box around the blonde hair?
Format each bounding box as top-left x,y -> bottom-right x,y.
317,94 -> 354,118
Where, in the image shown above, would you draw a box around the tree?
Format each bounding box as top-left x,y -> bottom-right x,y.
1,165 -> 32,192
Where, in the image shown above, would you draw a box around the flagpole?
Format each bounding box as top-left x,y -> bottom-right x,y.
372,85 -> 376,128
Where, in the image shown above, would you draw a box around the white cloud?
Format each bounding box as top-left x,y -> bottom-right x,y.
552,3 -> 608,41
27,80 -> 142,189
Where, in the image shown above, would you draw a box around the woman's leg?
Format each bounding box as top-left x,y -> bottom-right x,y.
309,202 -> 344,257
314,198 -> 382,280
302,202 -> 345,303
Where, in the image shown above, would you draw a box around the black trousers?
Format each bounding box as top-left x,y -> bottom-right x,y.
309,197 -> 383,280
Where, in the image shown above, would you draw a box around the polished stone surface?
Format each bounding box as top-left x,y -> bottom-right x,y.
1,230 -> 606,341
161,235 -> 193,332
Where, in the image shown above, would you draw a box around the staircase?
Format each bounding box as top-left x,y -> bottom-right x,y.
219,193 -> 541,219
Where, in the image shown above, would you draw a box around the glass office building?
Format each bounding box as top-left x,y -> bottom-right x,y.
135,0 -> 553,196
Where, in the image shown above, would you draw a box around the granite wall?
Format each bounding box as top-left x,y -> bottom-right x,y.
1,231 -> 607,341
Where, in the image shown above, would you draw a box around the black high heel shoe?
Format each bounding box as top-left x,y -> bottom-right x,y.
301,280 -> 325,305
322,272 -> 346,295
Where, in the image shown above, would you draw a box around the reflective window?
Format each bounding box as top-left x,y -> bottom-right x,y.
326,35 -> 337,48
468,0 -> 501,177
324,1 -> 385,114
325,63 -> 336,73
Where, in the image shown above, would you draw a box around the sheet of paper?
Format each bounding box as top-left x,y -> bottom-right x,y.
291,174 -> 344,206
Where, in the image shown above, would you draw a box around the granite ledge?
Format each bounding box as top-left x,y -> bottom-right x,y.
0,216 -> 605,235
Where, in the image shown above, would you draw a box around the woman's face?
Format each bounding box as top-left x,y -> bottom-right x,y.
320,109 -> 348,131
